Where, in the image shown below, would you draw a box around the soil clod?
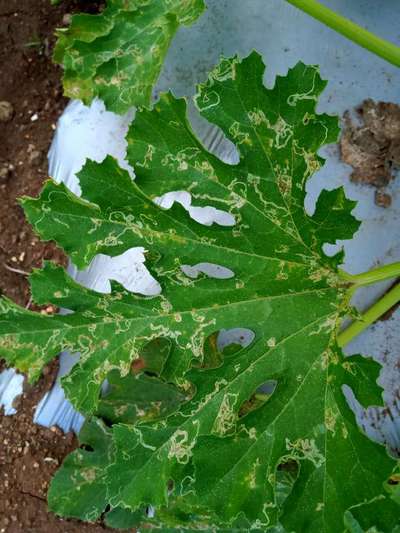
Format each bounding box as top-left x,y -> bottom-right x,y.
375,190 -> 392,208
340,99 -> 400,207
0,101 -> 14,122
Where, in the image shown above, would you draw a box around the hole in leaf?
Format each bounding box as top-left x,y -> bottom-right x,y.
73,248 -> 161,296
181,262 -> 234,280
388,474 -> 400,486
80,444 -> 94,452
146,505 -> 155,518
154,190 -> 235,227
238,380 -> 277,418
131,337 -> 172,377
275,459 -> 300,507
187,103 -> 240,165
100,416 -> 114,428
257,380 -> 278,396
167,479 -> 174,494
217,328 -> 255,354
198,328 -> 255,370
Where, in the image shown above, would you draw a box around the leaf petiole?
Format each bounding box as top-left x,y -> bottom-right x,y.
338,282 -> 400,347
285,0 -> 400,67
339,262 -> 400,287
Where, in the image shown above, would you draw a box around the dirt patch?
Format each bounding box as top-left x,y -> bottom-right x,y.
340,99 -> 400,207
0,0 -> 102,305
0,1 -> 115,531
0,361 -> 111,533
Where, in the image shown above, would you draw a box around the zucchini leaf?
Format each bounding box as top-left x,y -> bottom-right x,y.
54,0 -> 205,113
0,52 -> 397,530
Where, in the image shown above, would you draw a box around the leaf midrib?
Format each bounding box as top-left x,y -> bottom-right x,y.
0,286 -> 336,338
41,193 -> 318,271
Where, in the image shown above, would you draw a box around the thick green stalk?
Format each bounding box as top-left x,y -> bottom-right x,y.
339,262 -> 400,287
285,0 -> 400,67
338,282 -> 400,347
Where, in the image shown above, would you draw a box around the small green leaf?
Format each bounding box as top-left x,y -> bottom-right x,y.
344,493 -> 400,532
54,0 -> 206,113
104,507 -> 144,529
97,370 -> 185,425
48,418 -> 113,522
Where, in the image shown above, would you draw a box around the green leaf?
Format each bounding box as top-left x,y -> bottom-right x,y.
106,350 -> 396,531
1,52 -> 397,529
387,466 -> 400,506
105,506 -> 144,529
0,261 -> 191,412
344,492 -> 400,532
54,0 -> 205,113
48,417 -> 142,525
49,417 -> 250,530
96,369 -> 185,425
48,418 -> 113,522
49,352 -> 397,530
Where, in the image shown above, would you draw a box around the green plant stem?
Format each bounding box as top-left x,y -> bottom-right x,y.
285,0 -> 400,67
339,262 -> 400,287
338,282 -> 400,347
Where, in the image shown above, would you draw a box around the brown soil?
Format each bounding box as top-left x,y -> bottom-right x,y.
0,361 -> 110,533
0,1 -> 113,531
340,99 -> 400,208
0,0 -> 103,305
